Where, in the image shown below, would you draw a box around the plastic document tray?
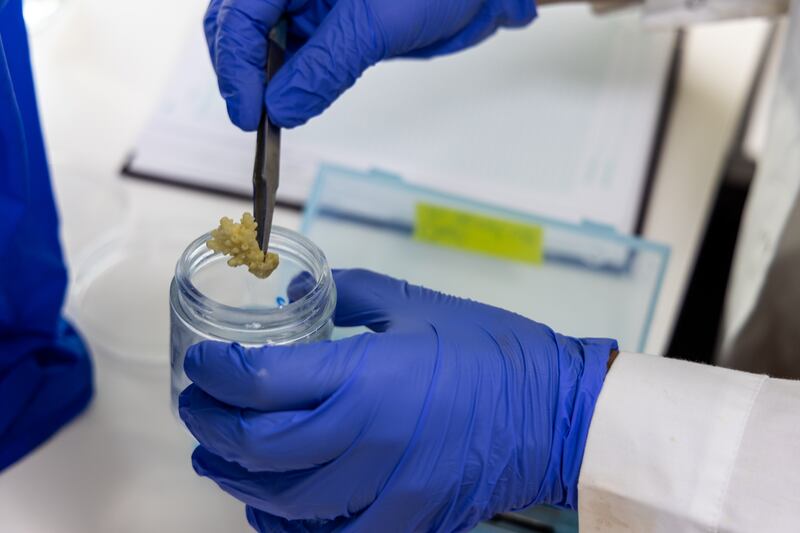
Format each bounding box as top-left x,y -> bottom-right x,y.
303,166 -> 669,352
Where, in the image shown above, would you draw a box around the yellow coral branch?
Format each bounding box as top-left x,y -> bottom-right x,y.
207,213 -> 279,279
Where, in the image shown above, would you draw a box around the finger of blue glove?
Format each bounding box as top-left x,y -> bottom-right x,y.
192,445 -> 305,518
205,0 -> 288,130
246,506 -> 351,533
405,2 -> 537,59
183,334 -> 371,411
404,5 -> 501,59
331,268 -> 423,331
192,446 -> 359,520
265,0 -> 386,127
179,384 -> 364,472
411,5 -> 499,59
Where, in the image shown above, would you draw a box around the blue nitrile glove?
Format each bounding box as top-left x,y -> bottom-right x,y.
179,269 -> 616,532
204,0 -> 538,130
0,0 -> 93,471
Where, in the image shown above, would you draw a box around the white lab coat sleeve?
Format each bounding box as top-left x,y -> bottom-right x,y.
642,0 -> 789,27
577,352 -> 800,532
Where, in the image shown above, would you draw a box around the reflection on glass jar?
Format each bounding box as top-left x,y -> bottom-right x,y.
169,226 -> 336,414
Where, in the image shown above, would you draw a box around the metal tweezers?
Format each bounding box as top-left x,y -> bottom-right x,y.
253,20 -> 288,253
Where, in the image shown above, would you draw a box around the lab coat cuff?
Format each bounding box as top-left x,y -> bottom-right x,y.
577,353 -> 766,530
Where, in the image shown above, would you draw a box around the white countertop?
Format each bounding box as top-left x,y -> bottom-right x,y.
0,0 -> 771,531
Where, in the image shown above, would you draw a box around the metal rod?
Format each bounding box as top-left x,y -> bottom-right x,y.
253,19 -> 288,253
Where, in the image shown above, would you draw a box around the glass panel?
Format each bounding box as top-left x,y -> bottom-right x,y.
303,166 -> 669,353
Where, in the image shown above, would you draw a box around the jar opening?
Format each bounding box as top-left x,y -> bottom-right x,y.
173,227 -> 335,343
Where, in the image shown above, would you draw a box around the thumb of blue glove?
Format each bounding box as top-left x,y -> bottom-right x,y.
179,269 -> 615,531
204,0 -> 538,129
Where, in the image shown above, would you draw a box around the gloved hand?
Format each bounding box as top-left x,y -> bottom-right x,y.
204,0 -> 538,129
0,0 -> 93,471
180,269 -> 616,531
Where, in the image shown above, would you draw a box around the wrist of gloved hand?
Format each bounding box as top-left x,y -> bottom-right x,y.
529,334 -> 618,509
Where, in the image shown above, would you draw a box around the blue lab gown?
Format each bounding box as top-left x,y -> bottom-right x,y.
0,0 -> 92,471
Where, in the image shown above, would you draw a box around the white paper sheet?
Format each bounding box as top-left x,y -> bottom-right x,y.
127,6 -> 675,232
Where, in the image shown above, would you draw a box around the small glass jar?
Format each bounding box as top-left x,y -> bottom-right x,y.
169,226 -> 336,413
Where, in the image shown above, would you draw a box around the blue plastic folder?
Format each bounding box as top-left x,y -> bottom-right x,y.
303,166 -> 669,352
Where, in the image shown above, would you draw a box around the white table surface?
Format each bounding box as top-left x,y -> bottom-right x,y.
0,0 -> 772,531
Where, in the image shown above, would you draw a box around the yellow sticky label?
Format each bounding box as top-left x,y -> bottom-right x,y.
413,203 -> 543,264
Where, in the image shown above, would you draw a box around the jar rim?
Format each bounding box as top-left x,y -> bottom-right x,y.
173,226 -> 335,340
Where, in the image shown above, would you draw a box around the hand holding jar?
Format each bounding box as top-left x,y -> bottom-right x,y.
179,269 -> 617,532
